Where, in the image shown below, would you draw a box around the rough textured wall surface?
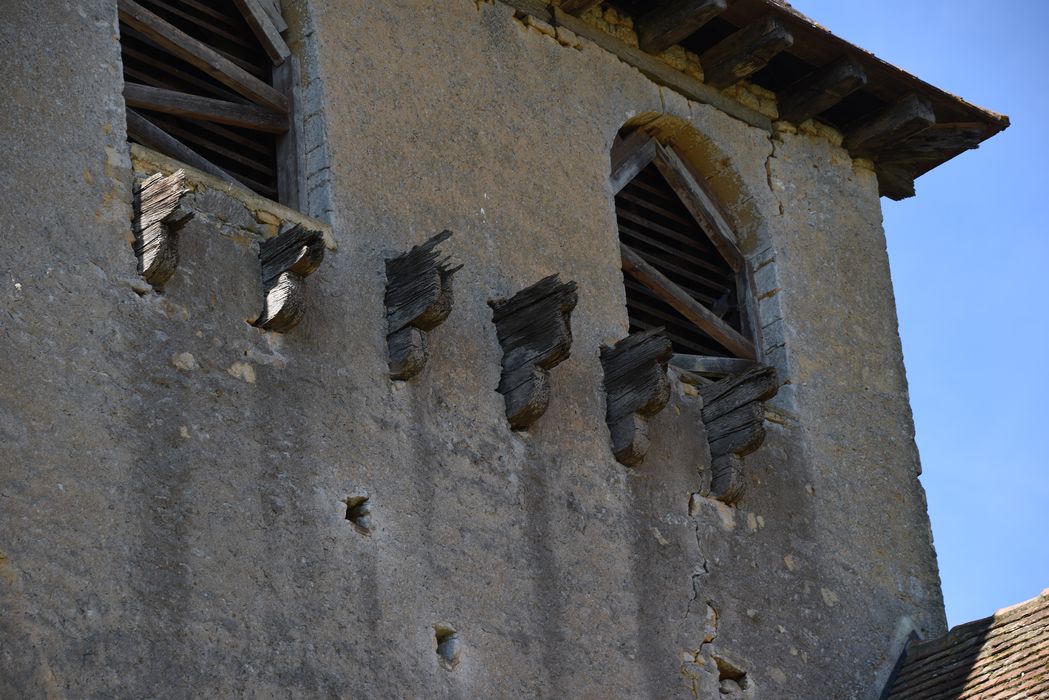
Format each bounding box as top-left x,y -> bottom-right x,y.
0,1 -> 944,698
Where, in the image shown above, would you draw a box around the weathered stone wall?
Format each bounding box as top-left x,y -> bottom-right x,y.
0,1 -> 944,698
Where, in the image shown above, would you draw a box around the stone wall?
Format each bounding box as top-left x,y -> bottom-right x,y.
0,1 -> 944,697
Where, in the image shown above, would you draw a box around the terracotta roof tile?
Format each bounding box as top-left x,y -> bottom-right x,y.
884,589 -> 1049,700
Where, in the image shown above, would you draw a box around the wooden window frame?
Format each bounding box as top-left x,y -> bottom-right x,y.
611,130 -> 762,365
118,0 -> 305,209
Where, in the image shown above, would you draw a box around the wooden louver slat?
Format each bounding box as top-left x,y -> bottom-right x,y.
124,83 -> 289,133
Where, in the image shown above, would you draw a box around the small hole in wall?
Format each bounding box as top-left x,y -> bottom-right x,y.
344,492 -> 373,534
715,655 -> 749,690
434,625 -> 461,670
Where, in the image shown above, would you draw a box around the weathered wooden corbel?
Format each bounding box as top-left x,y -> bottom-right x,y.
384,230 -> 461,380
254,224 -> 325,332
488,275 -> 578,430
600,329 -> 674,467
132,169 -> 193,289
698,365 -> 779,504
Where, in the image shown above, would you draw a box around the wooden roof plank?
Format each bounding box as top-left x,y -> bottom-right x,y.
637,0 -> 727,55
845,93 -> 936,157
777,55 -> 868,125
699,15 -> 794,89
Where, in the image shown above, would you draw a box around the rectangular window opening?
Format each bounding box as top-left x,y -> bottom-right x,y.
118,0 -> 300,208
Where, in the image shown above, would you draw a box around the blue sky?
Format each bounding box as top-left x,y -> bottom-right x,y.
789,0 -> 1049,627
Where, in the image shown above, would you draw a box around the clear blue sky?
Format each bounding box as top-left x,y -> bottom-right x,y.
789,0 -> 1049,627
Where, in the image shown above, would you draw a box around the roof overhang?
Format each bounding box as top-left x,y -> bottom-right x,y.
503,0 -> 1009,200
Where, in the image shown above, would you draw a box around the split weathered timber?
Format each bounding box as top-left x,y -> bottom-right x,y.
132,170 -> 193,288
123,83 -> 289,133
384,231 -> 461,380
670,354 -> 754,378
611,130 -> 657,194
698,364 -> 778,504
488,275 -> 578,430
844,93 -> 936,157
559,0 -> 602,15
118,0 -> 288,112
232,0 -> 290,65
600,329 -> 674,467
709,454 -> 747,505
255,224 -> 325,332
621,244 -> 756,360
777,56 -> 868,125
637,0 -> 727,54
699,16 -> 794,89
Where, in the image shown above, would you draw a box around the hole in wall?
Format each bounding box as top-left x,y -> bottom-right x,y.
344,492 -> 373,534
434,625 -> 461,670
715,655 -> 749,691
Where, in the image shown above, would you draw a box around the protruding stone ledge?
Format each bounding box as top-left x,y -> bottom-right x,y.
384,231 -> 461,380
600,328 -> 673,466
488,275 -> 578,430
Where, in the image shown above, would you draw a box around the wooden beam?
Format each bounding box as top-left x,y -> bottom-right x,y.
272,57 -> 305,209
876,164 -> 916,201
637,0 -> 727,54
560,0 -> 602,16
777,56 -> 867,125
877,122 -> 988,164
844,93 -> 936,157
699,15 -> 794,89
123,83 -> 289,133
258,0 -> 287,33
651,144 -> 744,272
125,108 -> 249,191
621,244 -> 756,360
118,0 -> 288,112
232,0 -> 290,65
670,354 -> 755,377
611,130 -> 657,194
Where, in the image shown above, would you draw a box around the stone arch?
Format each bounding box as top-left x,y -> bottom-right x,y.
615,111 -> 766,254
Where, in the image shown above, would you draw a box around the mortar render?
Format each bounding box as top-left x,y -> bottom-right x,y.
0,1 -> 943,698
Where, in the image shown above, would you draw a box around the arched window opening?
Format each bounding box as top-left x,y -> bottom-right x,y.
611,129 -> 760,375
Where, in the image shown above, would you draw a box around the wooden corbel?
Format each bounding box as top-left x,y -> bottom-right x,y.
488,275 -> 578,430
698,364 -> 778,504
254,224 -> 325,332
600,329 -> 673,467
132,170 -> 193,288
384,230 -> 461,380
